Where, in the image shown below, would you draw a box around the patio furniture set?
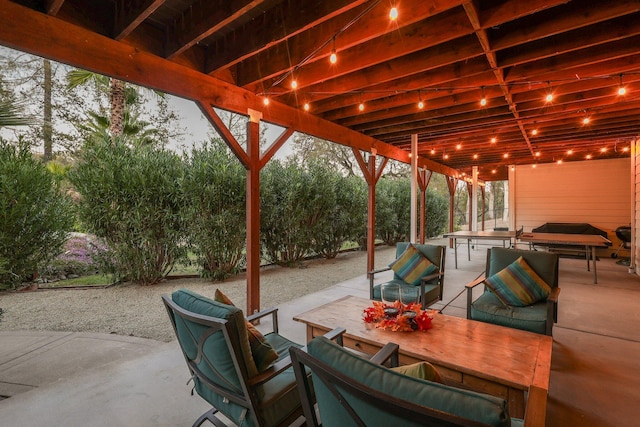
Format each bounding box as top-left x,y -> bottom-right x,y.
162,235 -> 574,426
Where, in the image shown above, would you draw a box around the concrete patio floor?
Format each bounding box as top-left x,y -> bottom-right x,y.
1,241 -> 639,426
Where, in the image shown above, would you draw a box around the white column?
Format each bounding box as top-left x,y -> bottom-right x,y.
410,134 -> 418,243
508,165 -> 516,231
472,166 -> 479,231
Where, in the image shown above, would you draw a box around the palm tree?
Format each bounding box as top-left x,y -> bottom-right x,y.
66,70 -> 126,140
0,98 -> 30,128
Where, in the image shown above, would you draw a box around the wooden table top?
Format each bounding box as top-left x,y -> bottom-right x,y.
442,230 -> 516,239
293,295 -> 552,391
518,232 -> 612,247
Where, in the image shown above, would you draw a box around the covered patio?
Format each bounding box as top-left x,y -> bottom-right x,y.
1,1 -> 640,425
1,0 -> 638,315
1,242 -> 639,426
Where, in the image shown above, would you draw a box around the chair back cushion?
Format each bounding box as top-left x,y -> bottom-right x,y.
394,242 -> 443,283
484,256 -> 552,306
171,288 -> 258,384
307,336 -> 511,427
486,247 -> 558,288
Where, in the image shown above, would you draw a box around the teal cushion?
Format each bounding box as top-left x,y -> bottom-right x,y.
484,257 -> 551,306
372,279 -> 439,305
389,243 -> 438,285
471,291 -> 548,335
308,336 -> 511,427
488,247 -> 558,288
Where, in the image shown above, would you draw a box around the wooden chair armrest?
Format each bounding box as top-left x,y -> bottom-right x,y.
465,274 -> 486,289
247,306 -> 279,334
523,385 -> 547,427
369,266 -> 392,276
369,342 -> 400,367
547,286 -> 561,303
420,271 -> 444,283
323,327 -> 346,346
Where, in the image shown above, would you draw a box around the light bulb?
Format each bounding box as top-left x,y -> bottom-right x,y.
358,102 -> 364,111
490,136 -> 497,143
303,103 -> 310,111
600,147 -> 607,153
531,129 -> 538,136
623,146 -> 629,152
618,86 -> 626,96
557,159 -> 563,164
389,7 -> 398,20
586,154 -> 592,159
263,97 -> 269,106
430,149 -> 436,155
291,79 -> 297,89
546,93 -> 553,102
503,153 -> 509,159
444,154 -> 449,159
456,143 -> 462,150
473,154 -> 478,159
491,169 -> 497,174
567,149 -> 573,155
480,97 -> 487,106
535,151 -> 541,157
329,50 -> 337,64
418,100 -> 424,109
583,117 -> 590,124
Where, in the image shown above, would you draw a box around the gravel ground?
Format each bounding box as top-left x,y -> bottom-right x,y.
0,246 -> 397,342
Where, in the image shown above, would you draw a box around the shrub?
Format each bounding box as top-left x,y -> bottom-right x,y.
182,139 -> 246,280
69,139 -> 187,285
0,139 -> 74,287
425,189 -> 449,238
312,172 -> 367,258
261,161 -> 336,266
376,177 -> 411,245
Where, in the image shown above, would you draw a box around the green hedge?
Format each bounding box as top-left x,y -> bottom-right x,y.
69,139 -> 187,285
0,139 -> 74,287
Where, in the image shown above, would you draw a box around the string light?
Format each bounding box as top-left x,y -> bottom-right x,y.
491,169 -> 497,174
417,90 -> 424,109
582,116 -> 590,124
618,74 -> 626,95
623,146 -> 629,153
263,95 -> 270,106
303,102 -> 310,111
456,143 -> 462,150
480,86 -> 487,107
443,153 -> 449,159
535,151 -> 541,157
545,82 -> 553,103
531,129 -> 538,136
567,149 -> 573,155
329,37 -> 337,64
473,154 -> 479,159
430,148 -> 436,155
586,154 -> 592,159
557,159 -> 563,164
291,78 -> 298,90
532,164 -> 537,168
503,153 -> 509,159
490,136 -> 497,143
389,6 -> 398,20
600,147 -> 607,153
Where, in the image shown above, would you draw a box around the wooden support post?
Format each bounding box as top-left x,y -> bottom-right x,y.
417,168 -> 432,244
466,182 -> 473,231
246,115 -> 261,315
481,185 -> 486,231
353,148 -> 388,276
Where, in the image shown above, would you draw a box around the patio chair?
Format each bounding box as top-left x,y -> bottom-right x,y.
162,288 -> 344,427
290,335 -> 523,427
466,247 -> 560,336
369,242 -> 445,309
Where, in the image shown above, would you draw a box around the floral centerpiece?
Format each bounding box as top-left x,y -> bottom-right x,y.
363,300 -> 433,332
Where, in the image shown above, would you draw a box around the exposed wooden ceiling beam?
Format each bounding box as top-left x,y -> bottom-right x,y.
0,0 -> 459,178
45,0 -> 65,15
114,0 -> 166,41
203,0 -> 366,73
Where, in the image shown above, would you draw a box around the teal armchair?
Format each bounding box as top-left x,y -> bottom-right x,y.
370,242 -> 445,309
466,247 -> 560,336
162,289 -> 343,427
290,335 -> 525,427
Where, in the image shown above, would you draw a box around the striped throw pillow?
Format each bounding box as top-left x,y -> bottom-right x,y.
214,289 -> 279,373
483,256 -> 552,307
389,244 -> 438,286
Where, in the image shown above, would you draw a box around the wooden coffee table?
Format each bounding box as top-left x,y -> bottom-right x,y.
293,295 -> 552,419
